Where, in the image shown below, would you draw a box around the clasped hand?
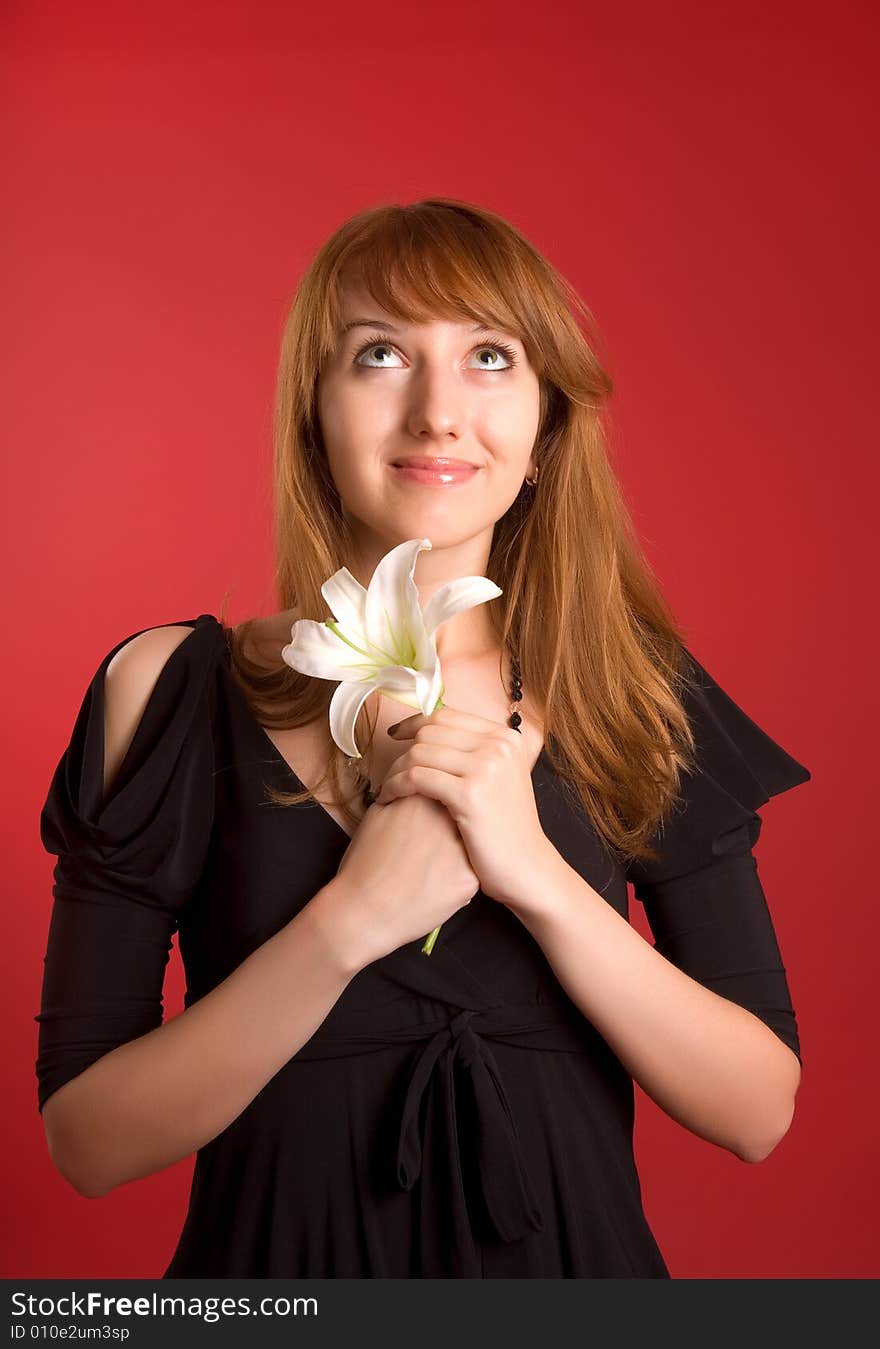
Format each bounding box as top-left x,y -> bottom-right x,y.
374,704 -> 554,907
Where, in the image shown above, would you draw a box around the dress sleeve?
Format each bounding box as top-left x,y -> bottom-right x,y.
34,617 -> 220,1114
626,646 -> 811,1066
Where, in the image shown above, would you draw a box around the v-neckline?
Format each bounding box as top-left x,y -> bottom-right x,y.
205,613 -> 547,847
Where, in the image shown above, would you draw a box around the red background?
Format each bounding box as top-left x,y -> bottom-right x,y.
4,1 -> 875,1279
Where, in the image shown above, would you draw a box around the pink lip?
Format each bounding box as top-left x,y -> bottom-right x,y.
392,457 -> 478,470
391,459 -> 480,486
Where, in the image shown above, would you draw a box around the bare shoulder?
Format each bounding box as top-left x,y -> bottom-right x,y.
102,624 -> 198,802
106,623 -> 197,675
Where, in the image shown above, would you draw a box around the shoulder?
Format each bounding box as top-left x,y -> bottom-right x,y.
627,644 -> 811,887
102,624 -> 210,805
105,624 -> 199,686
40,613 -> 224,877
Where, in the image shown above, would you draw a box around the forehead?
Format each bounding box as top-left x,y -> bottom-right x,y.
335,279 -> 512,337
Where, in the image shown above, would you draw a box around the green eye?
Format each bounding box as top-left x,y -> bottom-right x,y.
352,333 -> 519,371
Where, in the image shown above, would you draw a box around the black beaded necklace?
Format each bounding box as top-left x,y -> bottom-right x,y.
350,650 -> 524,809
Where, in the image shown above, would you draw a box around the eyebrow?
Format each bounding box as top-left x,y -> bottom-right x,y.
340,318 -> 512,337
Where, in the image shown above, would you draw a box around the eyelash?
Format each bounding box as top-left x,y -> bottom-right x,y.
352,331 -> 519,372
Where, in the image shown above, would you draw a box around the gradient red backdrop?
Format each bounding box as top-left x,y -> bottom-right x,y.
5,1 -> 875,1279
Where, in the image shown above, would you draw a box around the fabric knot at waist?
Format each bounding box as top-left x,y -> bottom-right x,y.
293,997 -> 595,1273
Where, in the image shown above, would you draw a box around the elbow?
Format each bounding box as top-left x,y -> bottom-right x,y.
53,1136 -> 116,1198
737,1095 -> 798,1165
79,1181 -> 113,1200
61,1170 -> 110,1200
739,1137 -> 788,1165
46,1136 -> 112,1199
42,1098 -> 114,1200
65,1161 -> 113,1199
738,1135 -> 783,1165
736,1039 -> 802,1164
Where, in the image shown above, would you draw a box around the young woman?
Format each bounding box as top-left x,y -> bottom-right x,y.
35,197 -> 810,1278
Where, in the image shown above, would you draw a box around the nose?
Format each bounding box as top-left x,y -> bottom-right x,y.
404,362 -> 468,446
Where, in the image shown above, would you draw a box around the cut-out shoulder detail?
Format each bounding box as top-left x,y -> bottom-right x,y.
35,615 -> 221,1115
102,625 -> 203,807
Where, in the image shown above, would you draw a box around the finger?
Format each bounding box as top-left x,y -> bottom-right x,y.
378,744 -> 472,801
395,728 -> 485,759
376,764 -> 465,815
388,705 -> 507,739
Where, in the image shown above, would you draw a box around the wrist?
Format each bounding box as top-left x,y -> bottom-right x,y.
303,879 -> 373,981
500,841 -> 569,927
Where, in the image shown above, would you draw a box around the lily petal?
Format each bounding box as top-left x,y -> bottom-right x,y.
281,618 -> 375,682
328,678 -> 377,758
321,566 -> 368,633
363,538 -> 433,665
375,661 -> 442,714
421,576 -> 504,639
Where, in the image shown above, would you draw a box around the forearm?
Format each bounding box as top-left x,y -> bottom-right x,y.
42,881 -> 360,1198
504,845 -> 801,1163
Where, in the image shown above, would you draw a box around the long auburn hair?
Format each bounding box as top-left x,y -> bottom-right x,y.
219,196 -> 700,867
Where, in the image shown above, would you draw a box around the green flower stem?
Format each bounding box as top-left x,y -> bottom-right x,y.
420,692 -> 445,956
421,926 -> 441,956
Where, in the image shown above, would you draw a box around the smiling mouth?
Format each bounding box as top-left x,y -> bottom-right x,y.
391,458 -> 479,470
391,461 -> 480,485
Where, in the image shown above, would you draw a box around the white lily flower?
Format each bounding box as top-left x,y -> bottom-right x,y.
282,536 -> 502,957
280,537 -> 503,760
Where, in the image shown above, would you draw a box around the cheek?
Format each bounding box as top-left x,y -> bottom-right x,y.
316,377 -> 349,446
511,384 -> 542,444
324,380 -> 398,451
480,395 -> 540,459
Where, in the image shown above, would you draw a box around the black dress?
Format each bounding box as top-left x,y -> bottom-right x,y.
34,614 -> 810,1278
